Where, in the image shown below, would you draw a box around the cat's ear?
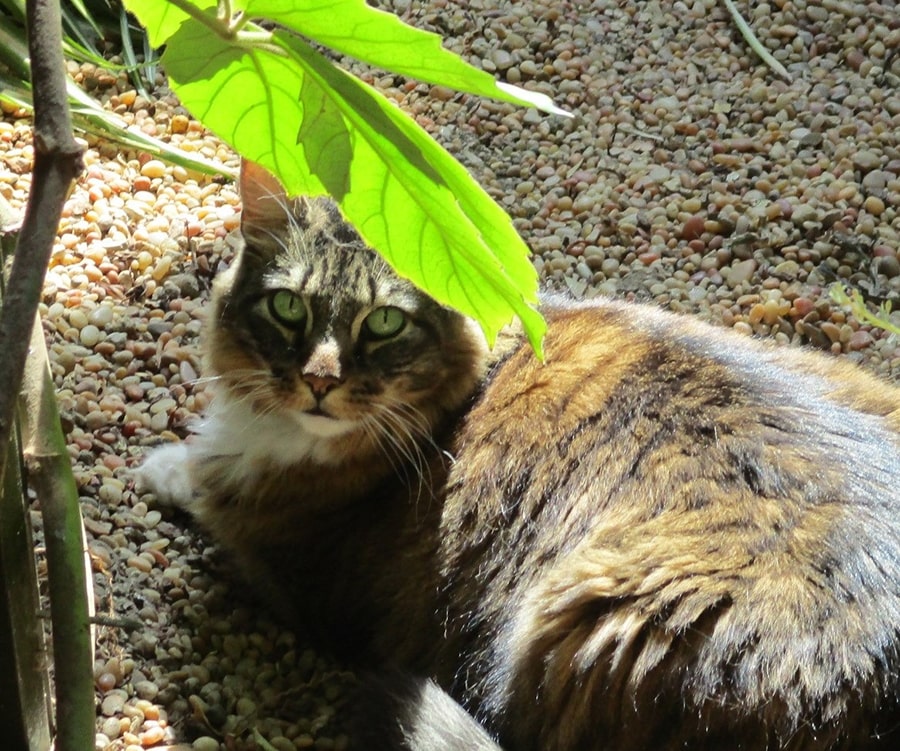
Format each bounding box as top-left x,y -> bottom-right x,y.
239,160 -> 290,241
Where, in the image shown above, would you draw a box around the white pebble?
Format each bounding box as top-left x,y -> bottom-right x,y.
68,309 -> 89,330
88,304 -> 115,328
79,324 -> 102,347
192,737 -> 221,751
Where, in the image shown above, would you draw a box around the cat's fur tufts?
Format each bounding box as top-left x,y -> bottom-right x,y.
139,161 -> 900,750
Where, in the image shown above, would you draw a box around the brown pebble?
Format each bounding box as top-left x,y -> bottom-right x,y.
792,297 -> 815,317
96,672 -> 117,692
681,215 -> 705,241
849,330 -> 874,351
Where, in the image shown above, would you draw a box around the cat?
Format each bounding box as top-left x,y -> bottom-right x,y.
138,160 -> 900,751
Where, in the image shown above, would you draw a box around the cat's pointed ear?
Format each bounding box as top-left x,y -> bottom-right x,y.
239,160 -> 290,241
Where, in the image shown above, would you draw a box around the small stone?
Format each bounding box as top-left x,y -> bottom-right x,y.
600,258 -> 620,276
863,196 -> 885,216
862,170 -> 890,191
505,32 -> 527,50
96,672 -> 118,692
140,159 -> 167,179
491,49 -> 513,70
726,259 -> 757,286
101,717 -> 121,740
101,691 -> 127,716
148,320 -> 173,338
681,215 -> 705,241
773,260 -> 799,278
133,680 -> 159,700
791,204 -> 819,226
852,150 -> 881,173
138,725 -> 166,746
88,305 -> 115,328
876,255 -> 900,279
80,324 -> 103,347
127,555 -> 153,573
820,322 -> 842,344
168,273 -> 202,298
170,114 -> 190,134
793,297 -> 815,317
68,309 -> 89,330
848,330 -> 874,351
192,738 -> 221,751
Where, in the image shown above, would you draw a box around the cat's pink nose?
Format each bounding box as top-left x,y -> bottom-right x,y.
303,373 -> 341,398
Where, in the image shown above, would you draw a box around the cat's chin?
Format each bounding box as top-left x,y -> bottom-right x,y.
293,410 -> 359,438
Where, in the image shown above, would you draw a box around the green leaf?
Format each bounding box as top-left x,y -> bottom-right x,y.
246,0 -> 569,115
126,0 -> 218,49
123,0 -> 553,353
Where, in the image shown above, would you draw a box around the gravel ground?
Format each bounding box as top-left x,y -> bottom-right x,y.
2,1 -> 899,749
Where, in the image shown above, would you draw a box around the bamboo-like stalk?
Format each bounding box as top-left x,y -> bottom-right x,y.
20,316 -> 95,751
1,195 -> 53,751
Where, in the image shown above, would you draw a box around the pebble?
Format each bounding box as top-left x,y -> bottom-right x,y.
852,150 -> 881,172
79,324 -> 103,347
101,691 -> 128,716
140,159 -> 167,178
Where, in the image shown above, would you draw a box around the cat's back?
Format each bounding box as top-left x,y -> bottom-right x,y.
439,297 -> 900,750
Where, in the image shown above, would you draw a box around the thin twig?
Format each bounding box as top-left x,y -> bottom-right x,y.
721,0 -> 792,82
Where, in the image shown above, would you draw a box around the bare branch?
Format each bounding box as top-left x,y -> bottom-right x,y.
0,0 -> 83,457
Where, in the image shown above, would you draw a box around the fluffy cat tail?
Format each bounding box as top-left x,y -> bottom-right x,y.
350,673 -> 503,751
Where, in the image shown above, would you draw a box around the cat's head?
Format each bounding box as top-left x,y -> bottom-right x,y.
204,161 -> 489,456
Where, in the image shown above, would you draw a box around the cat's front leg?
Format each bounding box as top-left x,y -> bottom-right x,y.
135,441 -> 198,509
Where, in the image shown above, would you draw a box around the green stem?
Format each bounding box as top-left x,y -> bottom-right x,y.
21,317 -> 95,751
166,0 -> 275,47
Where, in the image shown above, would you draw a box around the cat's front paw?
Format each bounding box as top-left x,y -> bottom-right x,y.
134,442 -> 196,509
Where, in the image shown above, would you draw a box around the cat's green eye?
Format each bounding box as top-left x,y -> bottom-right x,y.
268,290 -> 307,328
363,306 -> 406,339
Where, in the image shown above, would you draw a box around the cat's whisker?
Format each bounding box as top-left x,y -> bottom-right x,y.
181,375 -> 224,387
360,416 -> 412,489
363,408 -> 424,492
367,401 -> 438,504
377,398 -> 444,465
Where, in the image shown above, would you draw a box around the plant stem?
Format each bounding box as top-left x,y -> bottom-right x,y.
721,0 -> 791,82
0,0 -> 88,748
21,315 -> 95,751
168,0 -> 236,37
166,0 -> 273,44
0,0 -> 83,461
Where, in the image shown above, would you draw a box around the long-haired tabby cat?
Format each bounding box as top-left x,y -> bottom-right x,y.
139,161 -> 900,750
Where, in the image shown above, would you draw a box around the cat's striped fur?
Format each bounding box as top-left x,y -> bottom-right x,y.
139,161 -> 900,750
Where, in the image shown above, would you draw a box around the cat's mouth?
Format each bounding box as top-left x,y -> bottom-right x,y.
296,409 -> 358,438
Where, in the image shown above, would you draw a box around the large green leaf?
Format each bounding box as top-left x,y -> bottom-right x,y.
247,0 -> 568,114
124,0 -> 560,351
